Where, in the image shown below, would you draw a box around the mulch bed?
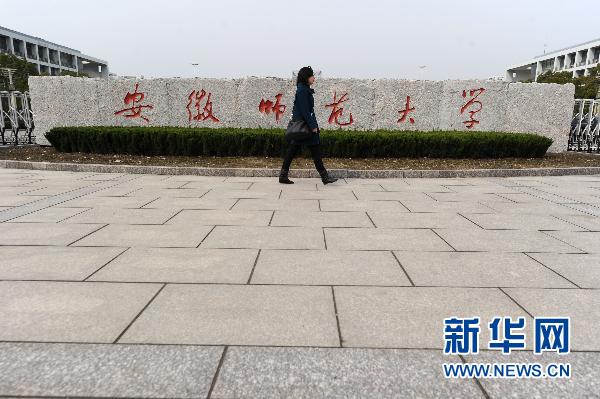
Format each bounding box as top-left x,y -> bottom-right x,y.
1,145 -> 600,170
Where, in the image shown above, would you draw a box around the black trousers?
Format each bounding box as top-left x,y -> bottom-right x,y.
281,143 -> 325,173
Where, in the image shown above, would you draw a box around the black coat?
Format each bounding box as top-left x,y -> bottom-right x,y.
290,83 -> 320,145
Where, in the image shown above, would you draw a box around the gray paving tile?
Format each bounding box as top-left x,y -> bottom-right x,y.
400,200 -> 495,213
465,351 -> 600,399
369,211 -> 475,229
527,253 -> 600,288
232,198 -> 319,211
120,284 -> 339,346
56,195 -> 157,208
279,189 -> 357,200
504,288 -> 600,351
435,227 -> 583,253
0,223 -> 104,246
0,246 -> 124,280
0,281 -> 161,342
251,250 -> 411,286
461,213 -> 585,231
325,228 -> 452,251
64,207 -> 180,224
0,194 -> 47,207
211,347 -> 482,399
201,226 -> 325,249
271,211 -> 373,227
89,248 -> 258,283
353,190 -> 433,202
73,224 -> 214,247
166,209 -> 272,226
7,206 -> 90,223
396,251 -> 575,288
334,286 -> 530,348
0,342 -> 222,398
142,196 -> 238,210
319,199 -> 408,212
552,214 -> 600,231
543,231 -> 600,253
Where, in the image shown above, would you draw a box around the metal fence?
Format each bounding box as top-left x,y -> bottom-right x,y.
569,99 -> 600,152
0,91 -> 35,145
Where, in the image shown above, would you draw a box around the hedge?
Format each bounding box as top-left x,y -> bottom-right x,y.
45,126 -> 553,158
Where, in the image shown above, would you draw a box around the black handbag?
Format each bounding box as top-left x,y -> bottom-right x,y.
285,119 -> 313,141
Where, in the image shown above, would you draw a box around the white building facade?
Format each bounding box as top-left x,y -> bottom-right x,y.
506,38 -> 600,83
0,25 -> 108,78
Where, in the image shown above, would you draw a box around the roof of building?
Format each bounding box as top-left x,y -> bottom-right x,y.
533,37 -> 600,59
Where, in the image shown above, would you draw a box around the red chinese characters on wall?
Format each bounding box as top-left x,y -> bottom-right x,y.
114,83 -> 153,123
325,91 -> 354,126
460,88 -> 485,129
259,93 -> 286,122
397,95 -> 416,124
187,89 -> 219,122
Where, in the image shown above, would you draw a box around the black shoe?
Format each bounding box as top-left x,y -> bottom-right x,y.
279,169 -> 294,184
319,170 -> 338,185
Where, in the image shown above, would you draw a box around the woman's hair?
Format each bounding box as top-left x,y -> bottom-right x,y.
296,66 -> 314,85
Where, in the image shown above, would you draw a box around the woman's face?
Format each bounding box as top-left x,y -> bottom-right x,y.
308,75 -> 316,85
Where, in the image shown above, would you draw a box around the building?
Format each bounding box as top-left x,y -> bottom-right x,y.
506,38 -> 600,82
0,25 -> 108,78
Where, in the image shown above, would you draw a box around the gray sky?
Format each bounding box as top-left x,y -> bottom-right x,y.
2,0 -> 599,80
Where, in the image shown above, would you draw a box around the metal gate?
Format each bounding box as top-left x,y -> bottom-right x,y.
569,99 -> 600,152
0,91 -> 35,145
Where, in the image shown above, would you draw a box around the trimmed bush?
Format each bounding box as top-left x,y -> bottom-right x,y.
45,126 -> 553,158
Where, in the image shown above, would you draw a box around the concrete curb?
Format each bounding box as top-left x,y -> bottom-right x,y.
1,159 -> 600,178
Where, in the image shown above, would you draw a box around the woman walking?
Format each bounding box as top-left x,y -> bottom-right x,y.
279,66 -> 338,185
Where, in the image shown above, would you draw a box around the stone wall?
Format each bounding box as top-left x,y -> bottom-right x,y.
28,76 -> 575,152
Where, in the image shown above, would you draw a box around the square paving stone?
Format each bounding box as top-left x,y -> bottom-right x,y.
319,199 -> 409,212
395,251 -> 575,288
368,211 -> 474,229
464,351 -> 600,399
271,211 -> 373,227
325,228 -> 452,251
232,198 -> 320,211
7,207 -> 90,223
434,227 -> 583,253
461,213 -> 584,231
0,246 -> 125,281
0,342 -> 223,399
0,281 -> 161,342
201,226 -> 325,249
334,286 -> 530,349
251,250 -> 411,286
166,209 -> 272,226
64,207 -> 180,225
211,347 -> 482,399
73,224 -> 214,248
89,248 -> 258,283
119,284 -> 339,346
503,288 -> 600,351
543,231 -> 600,253
0,223 -> 104,246
527,253 -> 600,288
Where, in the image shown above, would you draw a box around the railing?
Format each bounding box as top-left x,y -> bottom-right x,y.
0,91 -> 35,145
569,99 -> 600,152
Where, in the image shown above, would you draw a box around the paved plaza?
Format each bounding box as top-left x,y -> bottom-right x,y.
0,168 -> 599,398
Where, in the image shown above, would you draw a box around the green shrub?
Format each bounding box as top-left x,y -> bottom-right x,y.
45,126 -> 553,158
